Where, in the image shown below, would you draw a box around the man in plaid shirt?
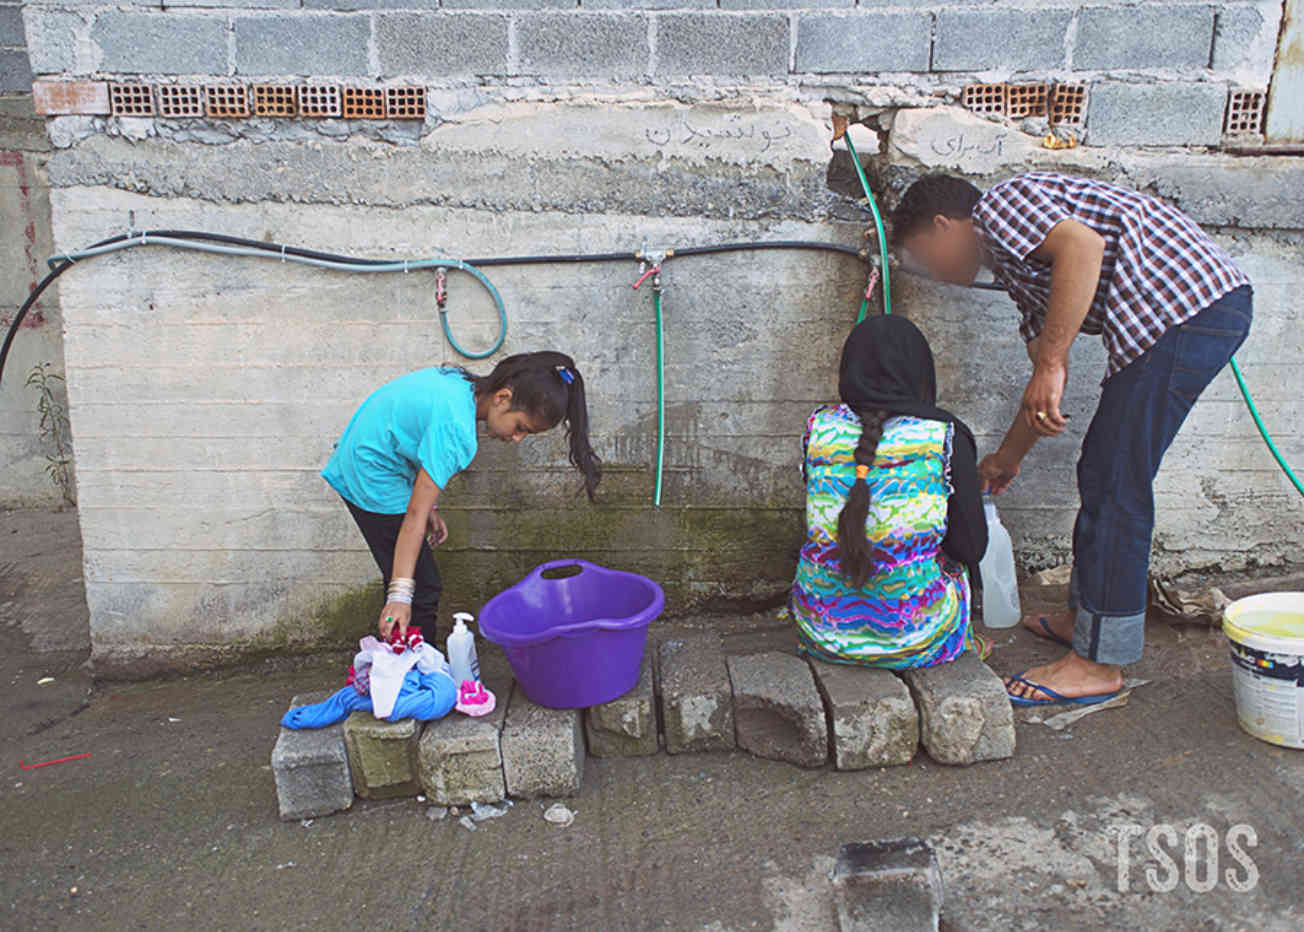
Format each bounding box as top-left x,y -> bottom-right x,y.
892,171 -> 1252,706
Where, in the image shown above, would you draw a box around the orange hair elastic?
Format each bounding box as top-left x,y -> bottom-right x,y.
855,464 -> 870,481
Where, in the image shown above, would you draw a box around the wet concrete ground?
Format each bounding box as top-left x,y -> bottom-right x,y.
2,508 -> 1302,930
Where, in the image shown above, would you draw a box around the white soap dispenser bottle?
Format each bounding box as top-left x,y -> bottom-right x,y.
447,612 -> 481,683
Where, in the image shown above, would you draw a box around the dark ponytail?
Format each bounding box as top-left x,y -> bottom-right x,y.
465,351 -> 602,501
835,408 -> 889,589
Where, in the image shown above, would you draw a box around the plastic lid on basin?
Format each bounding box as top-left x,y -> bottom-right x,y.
1223,592 -> 1304,655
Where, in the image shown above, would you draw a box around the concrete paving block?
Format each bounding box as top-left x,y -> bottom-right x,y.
0,6 -> 25,48
795,12 -> 932,74
653,12 -> 788,76
343,710 -> 422,799
1075,6 -> 1215,71
832,837 -> 943,932
899,652 -> 1014,766
516,12 -> 649,79
233,13 -> 370,76
375,12 -> 509,78
91,11 -> 228,75
727,652 -> 827,768
933,8 -> 1071,72
417,678 -> 511,805
271,691 -> 353,821
585,655 -> 658,758
1086,81 -> 1228,148
808,659 -> 918,769
657,635 -> 735,754
501,690 -> 584,799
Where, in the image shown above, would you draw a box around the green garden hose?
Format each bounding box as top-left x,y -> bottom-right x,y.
654,288 -> 666,508
1230,357 -> 1304,496
843,133 -> 892,320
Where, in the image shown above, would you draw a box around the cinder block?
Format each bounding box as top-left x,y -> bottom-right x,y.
516,12 -> 649,79
418,678 -> 510,805
584,0 -> 711,8
657,635 -> 735,754
1085,81 -> 1228,148
0,5 -> 24,48
501,689 -> 584,799
1212,5 -> 1270,73
727,652 -> 827,768
375,12 -> 509,78
304,0 -> 440,8
832,838 -> 944,932
271,691 -> 354,821
0,48 -> 32,94
22,9 -> 81,76
723,0 -> 849,8
32,81 -> 110,116
794,12 -> 931,75
343,710 -> 422,799
234,13 -> 370,76
585,654 -> 658,757
899,652 -> 1014,766
808,659 -> 918,770
654,12 -> 789,76
444,0 -> 570,8
1075,6 -> 1215,71
933,8 -> 1070,72
91,12 -> 228,75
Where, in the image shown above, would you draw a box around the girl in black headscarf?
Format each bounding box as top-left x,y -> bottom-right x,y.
789,315 -> 988,668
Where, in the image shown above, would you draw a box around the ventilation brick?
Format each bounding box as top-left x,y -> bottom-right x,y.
342,86 -> 386,119
205,83 -> 251,119
298,83 -> 341,118
1224,89 -> 1266,137
109,83 -> 155,117
385,86 -> 426,121
252,84 -> 298,118
155,84 -> 205,119
962,83 -> 1006,116
1050,83 -> 1087,126
1007,82 -> 1049,119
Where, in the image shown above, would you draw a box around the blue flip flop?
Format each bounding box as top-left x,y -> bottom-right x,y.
1030,616 -> 1073,648
1005,670 -> 1123,707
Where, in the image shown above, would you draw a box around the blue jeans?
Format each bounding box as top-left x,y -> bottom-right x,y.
1070,285 -> 1253,665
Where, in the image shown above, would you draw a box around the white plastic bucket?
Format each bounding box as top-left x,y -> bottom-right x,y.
1223,592 -> 1304,749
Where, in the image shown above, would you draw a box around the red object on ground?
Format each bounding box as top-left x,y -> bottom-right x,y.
18,753 -> 92,770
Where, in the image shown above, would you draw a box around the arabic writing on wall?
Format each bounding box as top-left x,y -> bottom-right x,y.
645,117 -> 795,153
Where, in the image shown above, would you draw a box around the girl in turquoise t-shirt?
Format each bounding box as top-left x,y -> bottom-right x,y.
323,351 -> 601,642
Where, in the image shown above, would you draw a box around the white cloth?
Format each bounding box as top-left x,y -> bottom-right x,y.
351,638 -> 451,718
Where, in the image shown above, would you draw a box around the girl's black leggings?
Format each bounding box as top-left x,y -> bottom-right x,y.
344,498 -> 442,641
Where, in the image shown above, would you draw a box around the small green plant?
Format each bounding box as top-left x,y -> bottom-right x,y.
27,362 -> 75,506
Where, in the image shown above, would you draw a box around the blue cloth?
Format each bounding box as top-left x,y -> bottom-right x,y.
1070,285 -> 1252,665
281,669 -> 458,729
322,368 -> 478,514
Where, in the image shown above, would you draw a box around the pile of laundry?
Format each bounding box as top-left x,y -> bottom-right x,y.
281,628 -> 459,729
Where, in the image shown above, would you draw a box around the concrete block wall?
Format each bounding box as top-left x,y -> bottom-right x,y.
10,2 -> 1303,671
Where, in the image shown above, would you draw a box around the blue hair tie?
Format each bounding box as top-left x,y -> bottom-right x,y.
555,365 -> 575,385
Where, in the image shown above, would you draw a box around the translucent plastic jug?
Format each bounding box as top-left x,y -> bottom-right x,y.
978,502 -> 1021,628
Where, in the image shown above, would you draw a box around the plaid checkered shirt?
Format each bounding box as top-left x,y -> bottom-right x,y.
972,171 -> 1250,379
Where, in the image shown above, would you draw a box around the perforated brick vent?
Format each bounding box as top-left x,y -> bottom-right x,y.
342,86 -> 386,119
253,84 -> 298,118
205,84 -> 250,118
298,83 -> 341,118
155,84 -> 205,119
1225,89 -> 1266,136
1050,83 -> 1087,126
109,83 -> 155,117
1007,82 -> 1049,119
386,86 -> 426,120
962,83 -> 1006,115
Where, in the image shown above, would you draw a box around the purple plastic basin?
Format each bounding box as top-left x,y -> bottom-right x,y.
478,559 -> 665,709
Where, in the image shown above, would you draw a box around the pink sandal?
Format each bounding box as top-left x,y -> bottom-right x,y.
455,680 -> 496,717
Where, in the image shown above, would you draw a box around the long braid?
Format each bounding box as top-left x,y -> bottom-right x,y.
836,408 -> 890,589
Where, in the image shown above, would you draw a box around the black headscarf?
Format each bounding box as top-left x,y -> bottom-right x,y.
838,315 -> 976,455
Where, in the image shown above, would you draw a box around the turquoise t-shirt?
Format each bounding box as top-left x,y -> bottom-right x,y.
322,368 -> 478,514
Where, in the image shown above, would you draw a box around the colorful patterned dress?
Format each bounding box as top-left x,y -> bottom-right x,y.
789,405 -> 974,669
